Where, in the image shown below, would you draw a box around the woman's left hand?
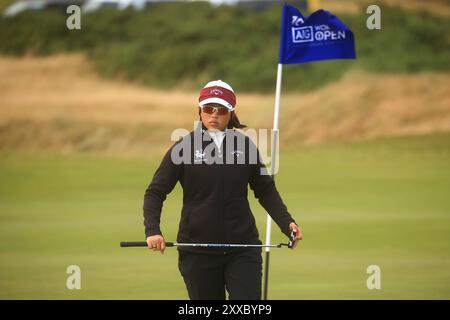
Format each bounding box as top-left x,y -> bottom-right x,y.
289,222 -> 303,249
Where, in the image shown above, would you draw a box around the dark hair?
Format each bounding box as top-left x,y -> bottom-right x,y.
227,112 -> 246,129
198,107 -> 247,129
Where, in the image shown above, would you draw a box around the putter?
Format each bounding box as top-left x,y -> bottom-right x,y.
120,230 -> 297,249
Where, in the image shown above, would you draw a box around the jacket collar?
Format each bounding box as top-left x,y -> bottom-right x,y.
195,121 -> 235,153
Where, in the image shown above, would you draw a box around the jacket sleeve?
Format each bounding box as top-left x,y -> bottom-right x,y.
248,146 -> 296,238
143,143 -> 183,238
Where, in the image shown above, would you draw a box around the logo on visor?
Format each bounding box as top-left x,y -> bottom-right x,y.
210,89 -> 223,95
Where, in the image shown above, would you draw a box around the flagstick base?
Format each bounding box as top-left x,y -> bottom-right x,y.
263,251 -> 270,300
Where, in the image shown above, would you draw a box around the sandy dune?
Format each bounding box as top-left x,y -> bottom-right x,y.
0,54 -> 449,154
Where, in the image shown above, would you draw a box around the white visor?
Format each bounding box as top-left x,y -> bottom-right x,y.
199,97 -> 235,111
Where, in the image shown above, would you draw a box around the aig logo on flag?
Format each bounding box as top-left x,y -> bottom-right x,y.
279,4 -> 356,64
292,25 -> 347,43
292,26 -> 314,43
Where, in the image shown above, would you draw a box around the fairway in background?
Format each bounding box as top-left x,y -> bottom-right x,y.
0,133 -> 449,299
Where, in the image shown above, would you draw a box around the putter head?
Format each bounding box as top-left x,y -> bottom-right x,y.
288,229 -> 297,249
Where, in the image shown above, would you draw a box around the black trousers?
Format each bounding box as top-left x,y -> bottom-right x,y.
178,248 -> 263,300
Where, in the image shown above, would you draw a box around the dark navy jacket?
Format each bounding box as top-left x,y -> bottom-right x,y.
143,122 -> 296,252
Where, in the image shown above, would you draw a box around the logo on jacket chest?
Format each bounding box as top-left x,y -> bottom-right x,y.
194,149 -> 206,163
193,149 -> 243,163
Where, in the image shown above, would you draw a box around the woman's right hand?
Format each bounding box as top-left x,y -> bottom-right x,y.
146,235 -> 166,254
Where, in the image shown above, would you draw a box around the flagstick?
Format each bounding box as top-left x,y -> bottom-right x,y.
263,63 -> 283,300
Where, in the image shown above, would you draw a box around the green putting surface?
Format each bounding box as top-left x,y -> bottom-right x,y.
1,133 -> 449,299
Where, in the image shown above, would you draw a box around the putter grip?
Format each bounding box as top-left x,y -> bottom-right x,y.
120,241 -> 174,247
288,230 -> 297,249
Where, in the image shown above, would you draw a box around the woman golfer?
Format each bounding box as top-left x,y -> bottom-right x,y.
143,80 -> 302,300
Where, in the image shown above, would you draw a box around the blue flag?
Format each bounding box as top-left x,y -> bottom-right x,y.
279,4 -> 356,64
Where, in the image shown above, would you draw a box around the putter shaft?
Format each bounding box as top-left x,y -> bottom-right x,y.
120,241 -> 285,248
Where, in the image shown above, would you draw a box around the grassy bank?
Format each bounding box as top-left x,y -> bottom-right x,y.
1,3 -> 449,92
